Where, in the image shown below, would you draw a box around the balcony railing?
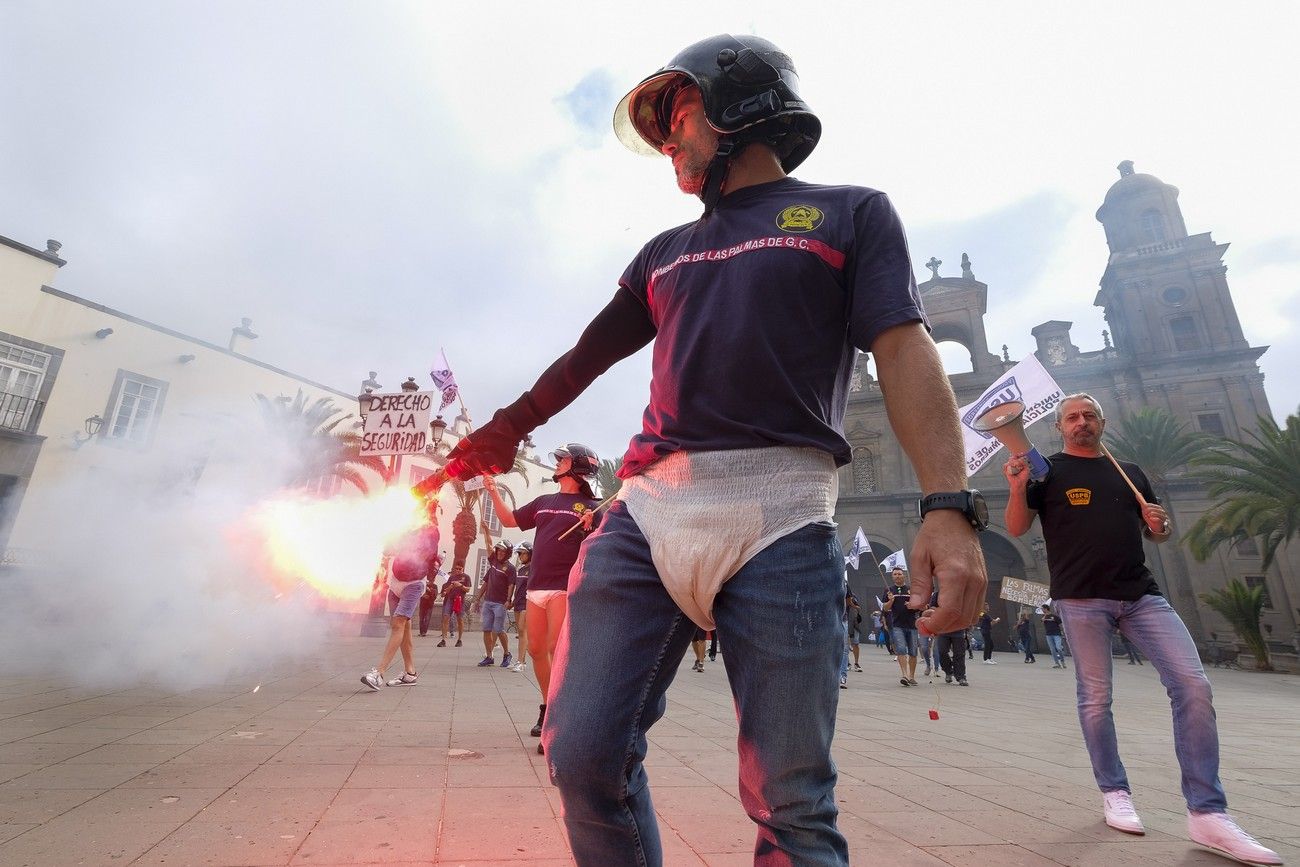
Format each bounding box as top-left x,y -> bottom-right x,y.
0,391 -> 45,434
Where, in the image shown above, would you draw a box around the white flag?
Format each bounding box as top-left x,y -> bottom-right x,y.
843,527 -> 872,570
959,353 -> 1065,477
429,349 -> 459,411
880,548 -> 908,572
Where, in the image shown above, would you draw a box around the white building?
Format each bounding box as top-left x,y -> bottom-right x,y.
1,231 -> 551,598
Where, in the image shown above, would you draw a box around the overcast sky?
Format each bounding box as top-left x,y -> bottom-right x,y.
4,2 -> 1298,462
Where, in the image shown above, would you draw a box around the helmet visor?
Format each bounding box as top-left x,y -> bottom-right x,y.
613,72 -> 689,157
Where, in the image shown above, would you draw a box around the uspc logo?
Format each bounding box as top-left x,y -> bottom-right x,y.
961,377 -> 1024,440
776,204 -> 824,233
1066,488 -> 1092,506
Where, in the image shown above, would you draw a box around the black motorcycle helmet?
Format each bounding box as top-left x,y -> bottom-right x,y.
549,444 -> 599,478
613,34 -> 820,212
550,443 -> 599,498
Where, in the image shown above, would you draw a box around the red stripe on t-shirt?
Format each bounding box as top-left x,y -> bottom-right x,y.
646,235 -> 846,302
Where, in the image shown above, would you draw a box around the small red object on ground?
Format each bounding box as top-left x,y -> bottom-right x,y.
928,709 -> 939,720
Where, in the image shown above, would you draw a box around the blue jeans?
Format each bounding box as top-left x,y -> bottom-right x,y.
1055,595 -> 1226,812
891,626 -> 918,657
544,502 -> 849,866
1045,633 -> 1066,665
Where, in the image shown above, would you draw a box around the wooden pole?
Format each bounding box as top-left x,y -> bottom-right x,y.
1099,443 -> 1148,507
556,491 -> 621,538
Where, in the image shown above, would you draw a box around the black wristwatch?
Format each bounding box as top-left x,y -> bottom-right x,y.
918,490 -> 989,531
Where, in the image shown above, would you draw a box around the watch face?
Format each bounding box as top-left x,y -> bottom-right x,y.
970,491 -> 989,528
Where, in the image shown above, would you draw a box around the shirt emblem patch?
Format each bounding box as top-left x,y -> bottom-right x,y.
776,204 -> 824,233
1066,488 -> 1092,506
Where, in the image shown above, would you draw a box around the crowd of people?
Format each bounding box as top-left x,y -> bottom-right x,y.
346,32 -> 1278,867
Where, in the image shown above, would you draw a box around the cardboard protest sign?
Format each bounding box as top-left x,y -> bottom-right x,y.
359,391 -> 434,456
999,576 -> 1051,607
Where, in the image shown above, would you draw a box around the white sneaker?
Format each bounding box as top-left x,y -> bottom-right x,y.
385,672 -> 418,686
984,659 -> 998,664
510,661 -> 525,672
1188,812 -> 1282,865
360,668 -> 382,691
1102,790 -> 1145,835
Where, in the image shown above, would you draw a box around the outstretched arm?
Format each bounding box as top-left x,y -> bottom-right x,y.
445,289 -> 655,478
1003,454 -> 1036,537
872,322 -> 988,634
481,477 -> 519,529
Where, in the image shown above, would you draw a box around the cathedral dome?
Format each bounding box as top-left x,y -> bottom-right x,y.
1095,160 -> 1186,251
1100,160 -> 1178,207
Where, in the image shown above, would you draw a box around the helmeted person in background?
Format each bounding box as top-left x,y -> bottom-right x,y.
473,540 -> 516,668
482,444 -> 600,755
446,34 -> 987,866
1005,392 -> 1280,865
508,542 -> 533,672
361,521 -> 440,690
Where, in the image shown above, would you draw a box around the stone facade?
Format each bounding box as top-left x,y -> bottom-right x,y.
836,162 -> 1299,663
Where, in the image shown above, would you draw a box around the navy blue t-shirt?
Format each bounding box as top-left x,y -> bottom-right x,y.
480,561 -> 515,604
514,493 -> 600,592
512,563 -> 530,609
616,177 -> 926,477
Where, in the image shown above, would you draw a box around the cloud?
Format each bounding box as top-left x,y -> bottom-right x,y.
559,68 -> 619,146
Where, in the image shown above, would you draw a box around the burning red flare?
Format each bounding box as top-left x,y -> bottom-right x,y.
241,486 -> 429,601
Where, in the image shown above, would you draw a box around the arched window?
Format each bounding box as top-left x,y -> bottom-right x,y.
852,447 -> 877,493
1138,209 -> 1166,244
935,340 -> 974,374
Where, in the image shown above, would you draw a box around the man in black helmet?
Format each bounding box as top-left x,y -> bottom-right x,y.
446,34 -> 987,867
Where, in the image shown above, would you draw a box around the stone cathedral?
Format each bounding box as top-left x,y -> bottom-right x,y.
836,161 -> 1298,665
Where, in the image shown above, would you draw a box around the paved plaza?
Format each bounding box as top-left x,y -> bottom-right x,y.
1,626 -> 1297,866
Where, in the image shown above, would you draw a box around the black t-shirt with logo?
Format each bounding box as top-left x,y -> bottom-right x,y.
514,493 -> 600,592
1025,452 -> 1160,601
884,585 -> 917,630
481,561 -> 515,604
1042,613 -> 1062,636
616,177 -> 926,478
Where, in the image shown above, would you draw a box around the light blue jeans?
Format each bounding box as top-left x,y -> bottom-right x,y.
1045,633 -> 1067,666
543,501 -> 849,866
1055,595 -> 1227,812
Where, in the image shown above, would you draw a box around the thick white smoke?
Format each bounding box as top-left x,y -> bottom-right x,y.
0,413 -> 372,690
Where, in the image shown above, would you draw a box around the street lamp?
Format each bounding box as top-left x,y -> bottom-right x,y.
71,414 -> 104,449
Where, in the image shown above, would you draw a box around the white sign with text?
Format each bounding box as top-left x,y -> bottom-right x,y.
359,391 -> 434,456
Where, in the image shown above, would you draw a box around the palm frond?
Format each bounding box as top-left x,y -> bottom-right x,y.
1185,407 -> 1300,568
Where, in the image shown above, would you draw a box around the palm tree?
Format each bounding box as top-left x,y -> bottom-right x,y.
1106,407 -> 1212,488
1199,579 -> 1273,671
1106,407 -> 1215,639
255,390 -> 389,493
596,457 -> 624,500
443,454 -> 530,571
1185,408 -> 1300,570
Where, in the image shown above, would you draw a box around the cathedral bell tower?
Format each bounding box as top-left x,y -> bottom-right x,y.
1094,160 -> 1249,360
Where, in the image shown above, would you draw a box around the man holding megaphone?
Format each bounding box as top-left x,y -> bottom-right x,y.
1003,393 -> 1279,866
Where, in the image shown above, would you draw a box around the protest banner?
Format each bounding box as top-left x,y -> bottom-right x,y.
960,354 -> 1065,476
359,391 -> 434,456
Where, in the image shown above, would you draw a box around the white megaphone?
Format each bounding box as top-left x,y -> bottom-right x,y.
972,400 -> 1051,481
